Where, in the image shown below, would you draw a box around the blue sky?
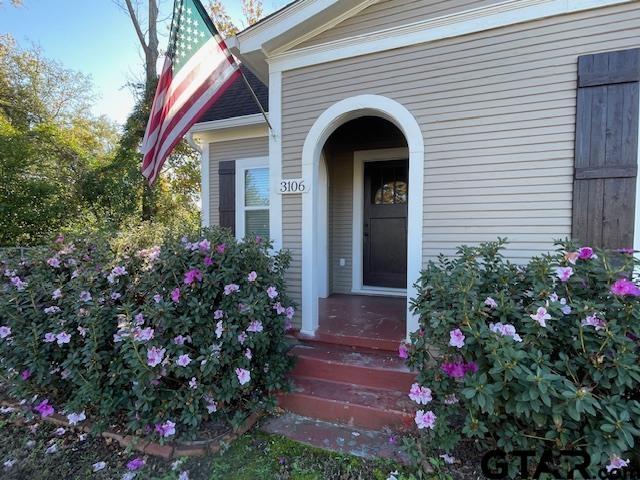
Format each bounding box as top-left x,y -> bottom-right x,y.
1,0 -> 287,124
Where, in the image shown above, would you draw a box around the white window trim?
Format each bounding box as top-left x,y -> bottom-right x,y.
235,157 -> 270,241
352,148 -> 409,298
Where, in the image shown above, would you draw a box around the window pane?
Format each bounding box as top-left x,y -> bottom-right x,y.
246,209 -> 269,238
245,168 -> 269,207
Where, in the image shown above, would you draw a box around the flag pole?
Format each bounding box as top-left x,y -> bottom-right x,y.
237,67 -> 274,135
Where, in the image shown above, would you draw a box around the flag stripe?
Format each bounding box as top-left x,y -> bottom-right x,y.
142,60 -> 237,176
147,69 -> 241,184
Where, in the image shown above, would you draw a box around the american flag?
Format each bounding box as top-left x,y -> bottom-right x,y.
141,0 -> 240,184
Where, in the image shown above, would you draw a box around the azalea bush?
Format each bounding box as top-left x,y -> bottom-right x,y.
0,228 -> 295,439
403,239 -> 640,474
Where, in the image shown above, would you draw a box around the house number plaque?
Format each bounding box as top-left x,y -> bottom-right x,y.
279,178 -> 308,194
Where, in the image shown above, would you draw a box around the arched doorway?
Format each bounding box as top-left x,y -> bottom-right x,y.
300,95 -> 424,341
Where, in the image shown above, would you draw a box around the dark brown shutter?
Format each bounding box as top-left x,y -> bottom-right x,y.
572,48 -> 640,249
218,160 -> 235,234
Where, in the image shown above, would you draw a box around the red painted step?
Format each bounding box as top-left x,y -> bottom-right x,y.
279,376 -> 415,431
290,343 -> 416,391
296,331 -> 401,352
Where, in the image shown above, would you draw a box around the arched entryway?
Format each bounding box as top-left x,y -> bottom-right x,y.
300,95 -> 424,341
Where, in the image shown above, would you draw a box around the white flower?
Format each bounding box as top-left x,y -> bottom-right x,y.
67,411 -> 86,426
92,461 -> 107,472
53,427 -> 66,436
386,472 -> 399,480
440,453 -> 456,464
45,444 -> 58,454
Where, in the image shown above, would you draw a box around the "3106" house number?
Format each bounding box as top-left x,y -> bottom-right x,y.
279,178 -> 307,194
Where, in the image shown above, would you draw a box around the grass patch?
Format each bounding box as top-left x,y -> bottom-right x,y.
0,416 -> 407,479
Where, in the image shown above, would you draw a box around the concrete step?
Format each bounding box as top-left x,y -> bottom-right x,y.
290,342 -> 416,391
261,412 -> 410,464
279,376 -> 415,431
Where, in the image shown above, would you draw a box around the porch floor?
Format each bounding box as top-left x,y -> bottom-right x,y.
312,294 -> 406,351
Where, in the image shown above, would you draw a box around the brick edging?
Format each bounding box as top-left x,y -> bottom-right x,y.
1,400 -> 260,459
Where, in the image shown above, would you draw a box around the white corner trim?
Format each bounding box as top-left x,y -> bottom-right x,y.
234,157 -> 270,241
300,94 -> 424,339
268,70 -> 283,252
269,0 -> 379,56
186,133 -> 209,228
190,113 -> 266,133
352,148 -> 409,294
351,286 -> 407,298
268,0 -> 634,72
634,85 -> 640,257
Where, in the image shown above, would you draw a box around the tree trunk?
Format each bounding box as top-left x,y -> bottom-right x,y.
141,0 -> 159,221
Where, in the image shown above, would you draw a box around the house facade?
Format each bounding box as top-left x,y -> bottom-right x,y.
188,0 -> 640,342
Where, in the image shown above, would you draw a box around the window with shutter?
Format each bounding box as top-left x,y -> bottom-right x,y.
572,48 -> 639,249
218,160 -> 236,234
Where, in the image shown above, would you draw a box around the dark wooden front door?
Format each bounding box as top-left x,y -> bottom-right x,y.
363,160 -> 408,288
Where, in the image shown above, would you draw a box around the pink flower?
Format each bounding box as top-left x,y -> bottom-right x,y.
188,377 -> 198,389
530,307 -> 551,327
285,306 -> 295,320
484,297 -> 497,309
205,398 -> 218,413
198,239 -> 211,252
237,332 -> 247,345
555,266 -> 573,283
266,286 -> 278,299
171,287 -> 181,303
581,314 -> 606,331
134,313 -> 145,326
34,399 -> 54,418
153,294 -> 163,303
577,247 -> 594,260
610,278 -> 640,297
134,327 -> 154,342
617,248 -> 635,254
77,326 -> 87,337
183,268 -> 203,285
398,343 -> 409,360
176,354 -> 191,367
214,309 -> 224,320
52,289 -> 62,300
126,458 -> 145,471
414,410 -> 436,430
203,256 -> 213,267
564,252 -> 579,265
10,276 -> 27,291
449,328 -> 465,349
44,306 -> 61,314
20,369 -> 31,380
215,321 -> 224,338
273,302 -> 286,315
55,332 -> 71,345
247,320 -> 263,333
173,335 -> 187,345
235,368 -> 251,385
0,326 -> 11,339
147,346 -> 166,367
408,383 -> 432,405
224,284 -> 240,295
606,456 -> 629,473
215,243 -> 226,254
47,257 -> 61,268
441,362 -> 465,378
111,292 -> 121,300
245,348 -> 252,359
154,420 -> 175,437
247,271 -> 257,282
79,291 -> 92,302
489,323 -> 522,342
43,332 -> 56,343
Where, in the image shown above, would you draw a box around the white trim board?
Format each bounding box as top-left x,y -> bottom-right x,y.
352,148 -> 409,295
268,0 -> 634,72
300,94 -> 424,340
268,70 -> 283,251
234,157 -> 270,241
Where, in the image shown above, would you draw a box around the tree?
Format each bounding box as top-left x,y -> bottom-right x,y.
0,36 -> 119,246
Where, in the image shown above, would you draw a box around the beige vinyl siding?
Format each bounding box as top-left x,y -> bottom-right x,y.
208,137 -> 268,226
297,0 -> 503,49
328,152 -> 353,294
279,2 -> 640,314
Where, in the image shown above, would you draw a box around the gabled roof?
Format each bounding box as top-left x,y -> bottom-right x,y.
196,65 -> 268,123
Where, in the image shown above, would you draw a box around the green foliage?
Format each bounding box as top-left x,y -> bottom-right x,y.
0,228 -> 295,439
405,240 -> 640,470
